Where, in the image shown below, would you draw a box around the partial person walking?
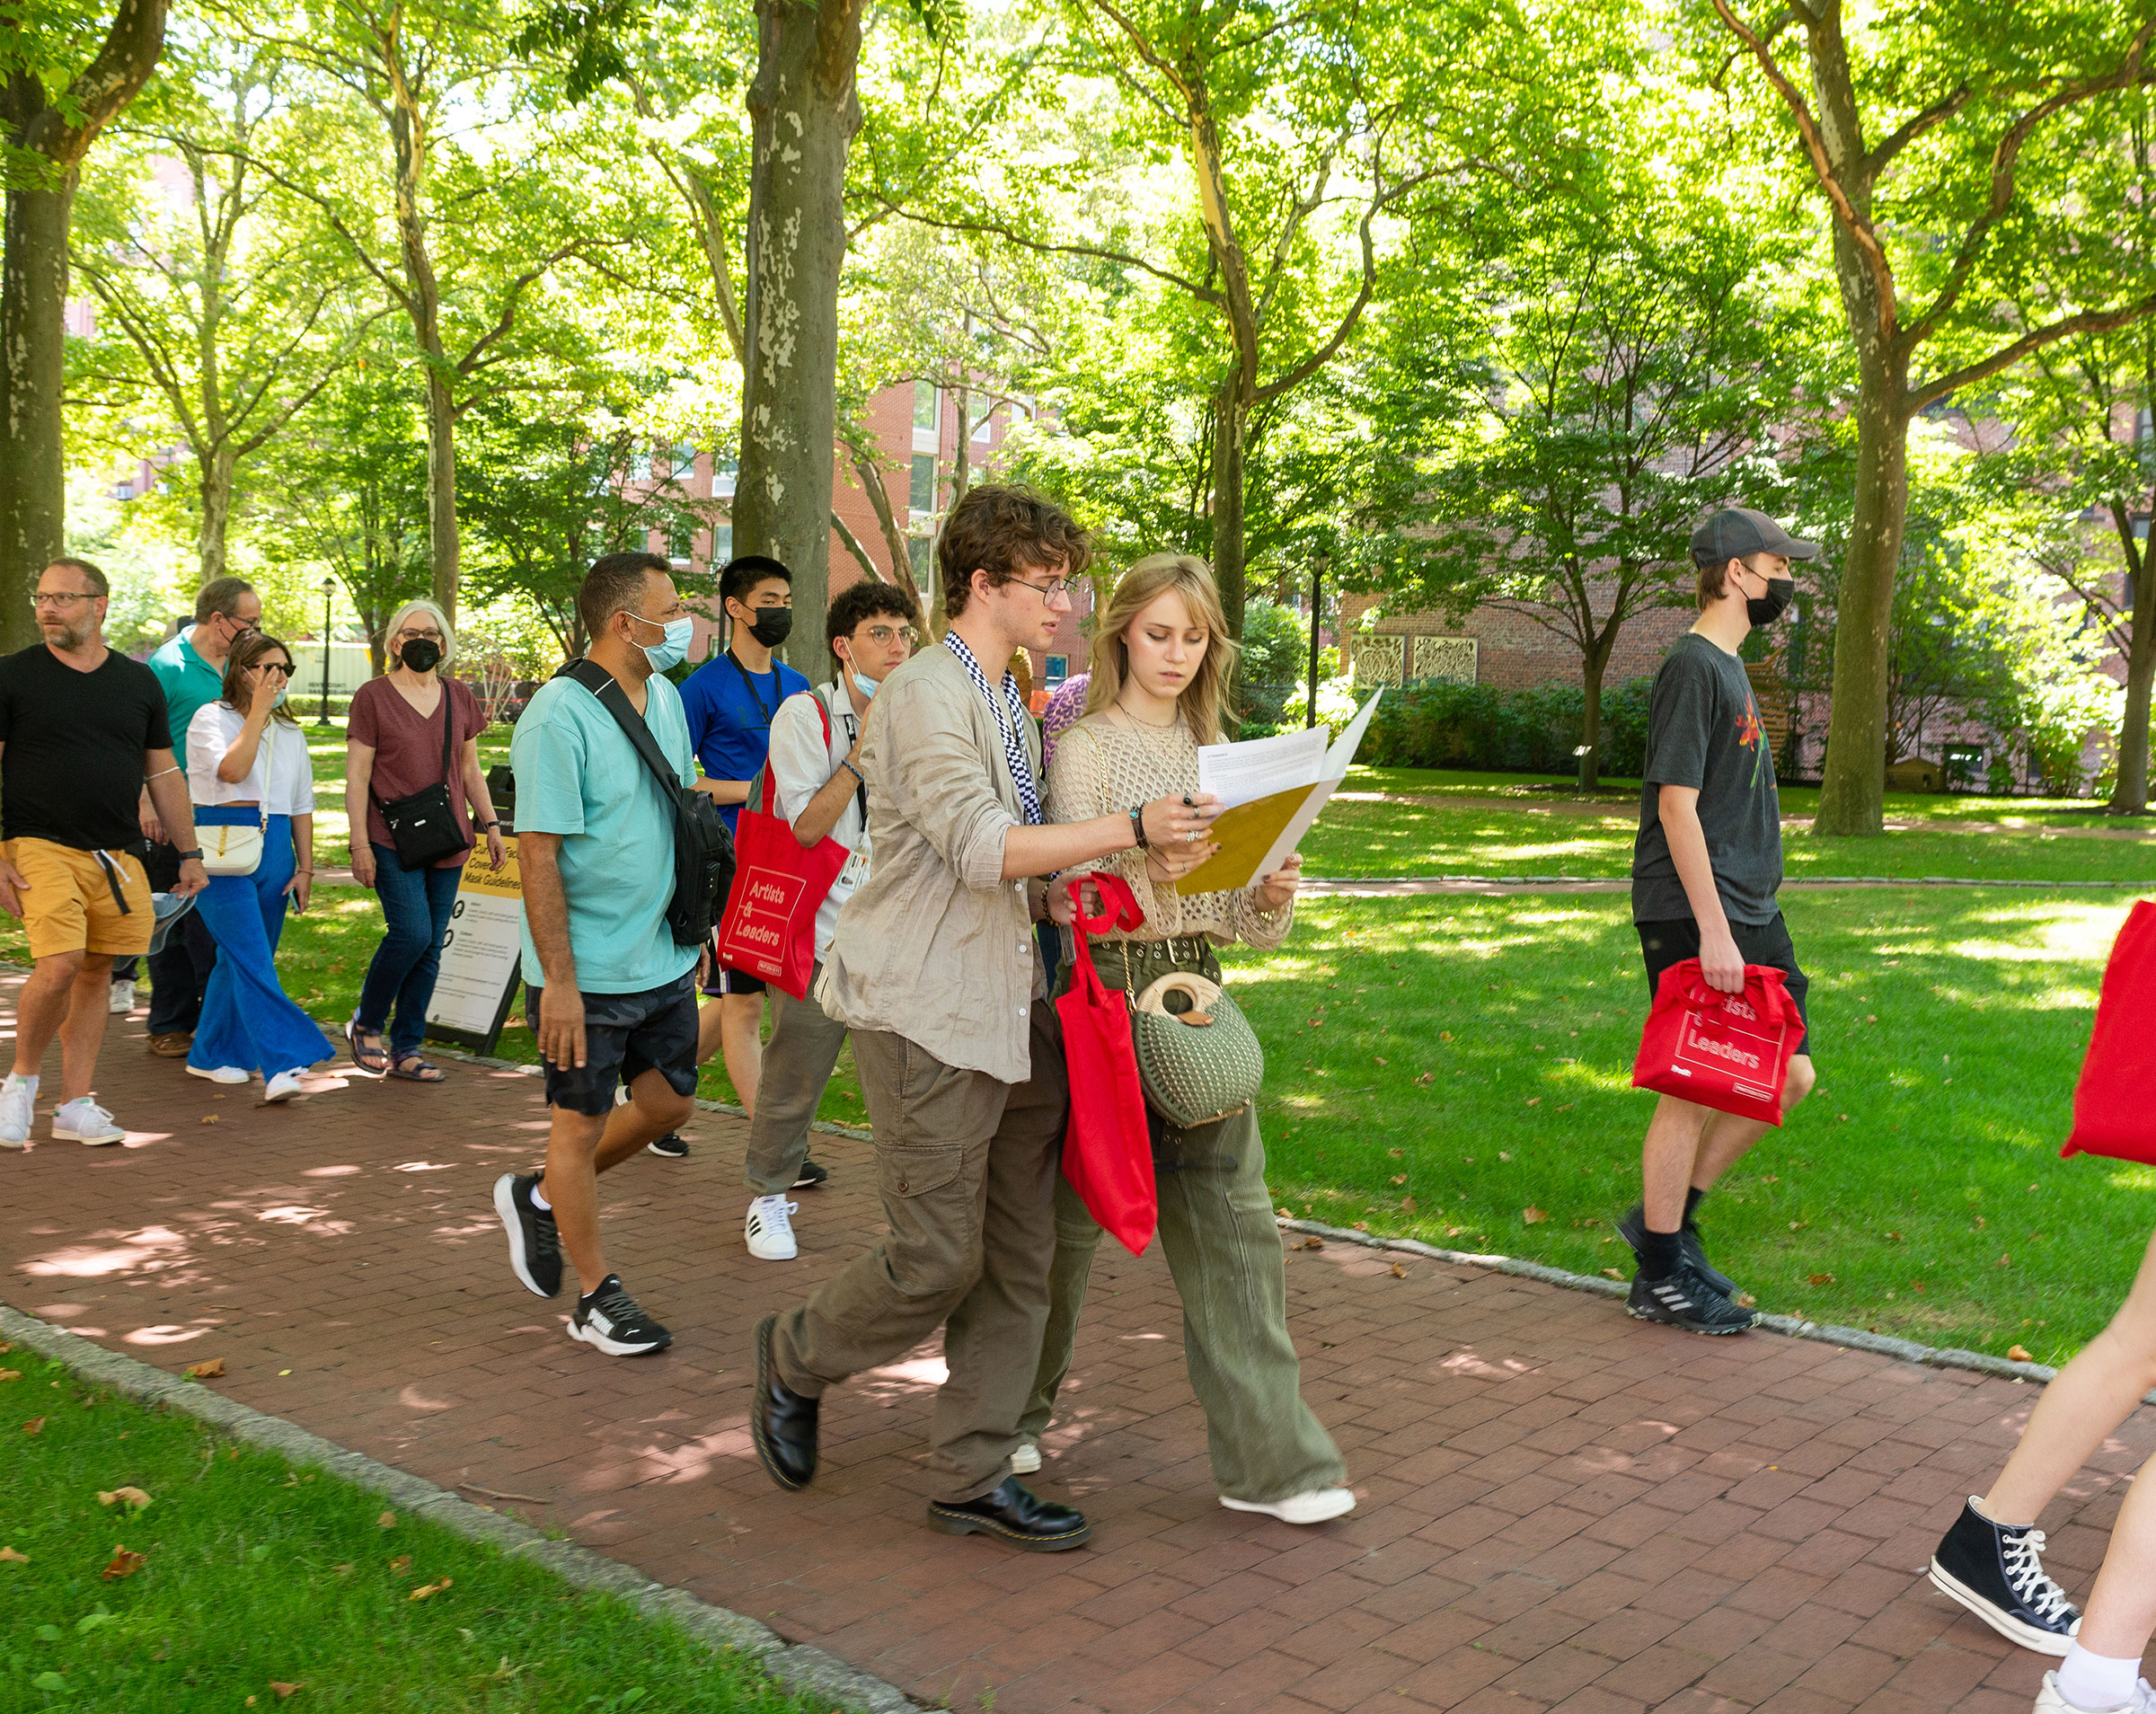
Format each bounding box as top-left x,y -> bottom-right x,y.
1021,552 -> 1350,1525
185,634 -> 334,1101
750,485 -> 1219,1551
738,579 -> 918,1260
1617,508 -> 1819,1334
144,576 -> 261,1055
344,600 -> 504,1082
1927,1226 -> 2156,1713
490,552 -> 702,1356
0,559 -> 206,1146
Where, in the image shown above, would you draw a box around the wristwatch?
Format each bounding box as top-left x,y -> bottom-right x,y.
480,820 -> 501,832
176,847 -> 205,861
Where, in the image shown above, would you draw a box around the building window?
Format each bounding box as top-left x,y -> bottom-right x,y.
1045,654 -> 1068,688
972,400 -> 993,444
711,455 -> 738,499
629,445 -> 652,482
711,522 -> 733,565
909,453 -> 936,514
670,444 -> 697,480
907,534 -> 933,596
914,380 -> 939,433
114,482 -> 135,501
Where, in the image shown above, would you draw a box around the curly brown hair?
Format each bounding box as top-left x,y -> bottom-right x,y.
936,484 -> 1090,619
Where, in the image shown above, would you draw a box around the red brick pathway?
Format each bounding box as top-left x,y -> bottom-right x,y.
5,977 -> 2147,1714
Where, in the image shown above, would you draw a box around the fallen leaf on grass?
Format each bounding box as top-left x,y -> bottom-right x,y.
388,1555 -> 411,1574
0,1370 -> 19,1383
183,1358 -> 225,1380
1386,1148 -> 1404,1158
1372,1056 -> 1387,1066
22,1418 -> 44,1436
1399,1196 -> 1416,1213
1389,1174 -> 1407,1185
1736,1293 -> 1758,1309
1556,1102 -> 1575,1112
0,1546 -> 28,1563
1439,1030 -> 1454,1041
1602,1268 -> 1625,1280
1522,1206 -> 1548,1225
2009,1346 -> 2035,1363
1807,1273 -> 1835,1286
270,1683 -> 305,1699
97,1487 -> 152,1509
1997,1253 -> 2013,1268
102,1546 -> 146,1579
377,1511 -> 396,1529
409,1577 -> 453,1600
1524,1098 -> 1540,1108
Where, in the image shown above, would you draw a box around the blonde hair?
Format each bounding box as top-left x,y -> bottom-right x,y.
384,597 -> 456,667
1083,553 -> 1239,744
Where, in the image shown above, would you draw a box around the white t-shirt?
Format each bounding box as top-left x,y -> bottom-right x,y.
187,702 -> 317,816
765,681 -> 870,959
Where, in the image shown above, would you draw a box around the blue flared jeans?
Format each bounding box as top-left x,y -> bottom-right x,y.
188,808 -> 335,1079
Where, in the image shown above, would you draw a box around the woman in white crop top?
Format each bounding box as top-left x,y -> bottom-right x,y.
183,632 -> 333,1101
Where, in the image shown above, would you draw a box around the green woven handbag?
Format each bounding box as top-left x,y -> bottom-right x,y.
1129,971 -> 1266,1128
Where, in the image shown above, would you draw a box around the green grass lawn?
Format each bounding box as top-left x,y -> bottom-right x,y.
0,1347 -> 809,1712
1224,889 -> 2151,1366
1301,796 -> 2156,883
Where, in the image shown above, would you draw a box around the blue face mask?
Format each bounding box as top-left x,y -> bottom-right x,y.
623,611 -> 694,674
271,685 -> 288,708
852,669 -> 880,698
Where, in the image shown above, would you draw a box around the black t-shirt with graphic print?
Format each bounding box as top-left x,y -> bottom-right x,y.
1630,632 -> 1782,926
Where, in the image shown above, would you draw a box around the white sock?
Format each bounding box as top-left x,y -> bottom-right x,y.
2058,1644 -> 2143,1712
529,1182 -> 551,1212
5,1073 -> 37,1095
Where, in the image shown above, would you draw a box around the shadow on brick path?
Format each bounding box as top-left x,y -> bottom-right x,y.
3,975 -> 2144,1714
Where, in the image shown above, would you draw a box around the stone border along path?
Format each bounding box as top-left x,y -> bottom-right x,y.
0,1301 -> 922,1714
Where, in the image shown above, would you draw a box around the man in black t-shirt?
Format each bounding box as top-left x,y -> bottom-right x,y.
0,560 -> 206,1149
1617,508 -> 1820,1336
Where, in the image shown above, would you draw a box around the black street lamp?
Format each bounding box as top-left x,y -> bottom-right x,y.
316,576 -> 336,725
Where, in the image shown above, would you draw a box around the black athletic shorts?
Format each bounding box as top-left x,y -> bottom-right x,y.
700,931 -> 767,998
1638,912 -> 1811,1059
527,970 -> 699,1116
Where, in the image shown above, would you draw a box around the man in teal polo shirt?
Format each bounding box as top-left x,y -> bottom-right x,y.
140,576 -> 261,1051
491,551 -> 701,1357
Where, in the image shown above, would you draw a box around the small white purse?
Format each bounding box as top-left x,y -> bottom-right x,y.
199,721 -> 273,877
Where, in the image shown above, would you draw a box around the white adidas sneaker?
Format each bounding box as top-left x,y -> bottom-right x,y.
744,1196 -> 799,1261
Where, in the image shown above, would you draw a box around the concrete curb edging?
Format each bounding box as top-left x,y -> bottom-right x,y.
0,1302 -> 920,1714
1270,1215 -> 2082,1390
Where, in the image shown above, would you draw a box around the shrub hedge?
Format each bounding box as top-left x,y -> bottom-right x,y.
1362,676 -> 1657,777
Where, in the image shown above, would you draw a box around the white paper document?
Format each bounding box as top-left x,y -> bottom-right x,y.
1178,690 -> 1383,893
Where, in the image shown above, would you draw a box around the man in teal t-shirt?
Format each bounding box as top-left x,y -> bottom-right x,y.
492,552 -> 702,1362
138,576 -> 261,1047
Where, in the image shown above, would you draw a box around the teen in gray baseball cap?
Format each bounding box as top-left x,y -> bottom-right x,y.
1691,508 -> 1819,566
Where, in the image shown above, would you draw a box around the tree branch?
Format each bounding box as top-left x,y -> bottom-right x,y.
1911,292 -> 2156,411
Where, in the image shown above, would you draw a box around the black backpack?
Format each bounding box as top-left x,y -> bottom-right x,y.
552,658 -> 736,947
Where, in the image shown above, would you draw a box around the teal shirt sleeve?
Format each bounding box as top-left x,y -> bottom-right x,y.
511,692 -> 591,835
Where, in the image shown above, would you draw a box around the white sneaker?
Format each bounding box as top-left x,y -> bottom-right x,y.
187,1065 -> 250,1085
1010,1440 -> 1042,1475
744,1195 -> 799,1261
1220,1487 -> 1356,1526
2035,1671 -> 2156,1714
0,1077 -> 35,1148
264,1070 -> 305,1103
109,979 -> 136,1015
52,1099 -> 124,1146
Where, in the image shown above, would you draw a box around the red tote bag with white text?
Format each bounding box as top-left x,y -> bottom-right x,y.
1056,872 -> 1157,1257
712,699 -> 850,999
1631,959 -> 1802,1126
2062,899 -> 2156,1164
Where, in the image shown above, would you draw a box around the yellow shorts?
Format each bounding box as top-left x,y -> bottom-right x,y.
5,839 -> 154,961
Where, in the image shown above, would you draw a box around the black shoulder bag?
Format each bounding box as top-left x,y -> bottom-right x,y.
374,687 -> 468,872
554,658 -> 737,946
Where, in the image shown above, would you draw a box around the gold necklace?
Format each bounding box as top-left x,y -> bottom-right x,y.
1115,697 -> 1180,730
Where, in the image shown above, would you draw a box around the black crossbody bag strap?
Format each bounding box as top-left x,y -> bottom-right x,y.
559,658 -> 679,794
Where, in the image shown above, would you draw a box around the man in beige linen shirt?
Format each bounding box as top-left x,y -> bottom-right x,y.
751,485 -> 1220,1551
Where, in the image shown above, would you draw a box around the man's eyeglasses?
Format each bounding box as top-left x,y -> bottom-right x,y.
1006,576 -> 1070,603
861,623 -> 917,646
31,591 -> 97,610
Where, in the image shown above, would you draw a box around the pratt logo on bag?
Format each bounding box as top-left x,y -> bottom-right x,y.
720,867 -> 808,976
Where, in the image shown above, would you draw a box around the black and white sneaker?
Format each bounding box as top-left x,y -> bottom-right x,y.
1625,1261 -> 1758,1336
792,1157 -> 829,1190
569,1275 -> 672,1356
647,1132 -> 689,1159
1929,1497 -> 2080,1655
493,1171 -> 562,1298
1617,1203 -> 1738,1297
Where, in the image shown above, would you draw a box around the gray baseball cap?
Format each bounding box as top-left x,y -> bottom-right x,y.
1692,507 -> 1819,565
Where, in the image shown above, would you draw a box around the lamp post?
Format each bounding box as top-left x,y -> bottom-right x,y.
1305,555 -> 1324,729
316,577 -> 336,725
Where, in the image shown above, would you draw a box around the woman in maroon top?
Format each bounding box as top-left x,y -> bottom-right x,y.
343,600 -> 505,1080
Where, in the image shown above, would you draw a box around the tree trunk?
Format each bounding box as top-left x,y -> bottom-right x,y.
851,446 -> 920,605
385,49 -> 459,621
2110,507 -> 2156,813
1210,375 -> 1248,643
0,178 -> 72,653
1815,361 -> 1911,836
197,444 -> 237,584
1578,643 -> 1608,791
736,0 -> 863,676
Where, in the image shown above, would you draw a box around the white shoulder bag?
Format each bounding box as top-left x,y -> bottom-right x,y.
199,719 -> 273,877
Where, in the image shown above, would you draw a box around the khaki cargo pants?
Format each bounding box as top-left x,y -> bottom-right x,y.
770,999 -> 1067,1502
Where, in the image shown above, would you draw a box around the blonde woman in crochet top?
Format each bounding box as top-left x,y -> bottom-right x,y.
1027,552 -> 1351,1526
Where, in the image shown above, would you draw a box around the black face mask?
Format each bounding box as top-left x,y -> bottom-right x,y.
399,638 -> 443,673
743,608 -> 793,649
1746,577 -> 1796,628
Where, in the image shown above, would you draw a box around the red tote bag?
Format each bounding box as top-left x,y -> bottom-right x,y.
712,698 -> 851,1000
2063,899 -> 2156,1163
1056,872 -> 1157,1257
1631,958 -> 1802,1126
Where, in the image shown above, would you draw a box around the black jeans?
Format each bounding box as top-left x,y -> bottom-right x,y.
144,839 -> 216,1035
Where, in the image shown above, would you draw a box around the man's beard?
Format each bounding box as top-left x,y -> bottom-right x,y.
42,617 -> 90,650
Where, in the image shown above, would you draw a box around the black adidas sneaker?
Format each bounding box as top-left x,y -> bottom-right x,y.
1617,1203 -> 1738,1297
569,1275 -> 673,1356
1625,1261 -> 1758,1336
1929,1497 -> 2079,1655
